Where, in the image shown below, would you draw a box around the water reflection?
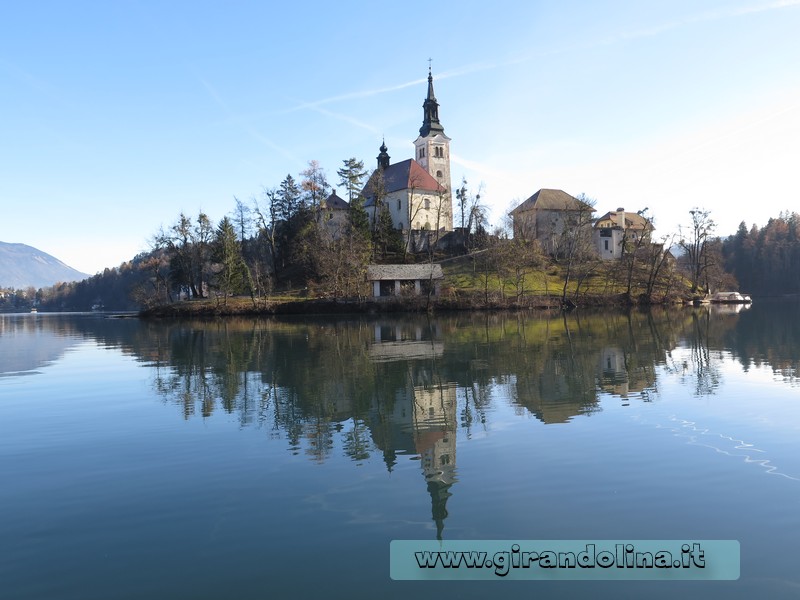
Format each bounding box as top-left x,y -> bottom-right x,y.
4,302 -> 799,541
6,304 -> 798,423
0,314 -> 83,376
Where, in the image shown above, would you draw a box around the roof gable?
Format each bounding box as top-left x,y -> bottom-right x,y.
510,189 -> 594,215
595,210 -> 651,231
323,191 -> 349,210
366,263 -> 444,281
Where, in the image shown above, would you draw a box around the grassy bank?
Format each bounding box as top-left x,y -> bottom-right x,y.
140,253 -> 689,318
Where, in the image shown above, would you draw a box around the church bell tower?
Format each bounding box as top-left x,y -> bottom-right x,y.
413,67 -> 452,226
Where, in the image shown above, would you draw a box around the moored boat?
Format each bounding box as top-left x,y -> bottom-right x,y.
711,291 -> 752,304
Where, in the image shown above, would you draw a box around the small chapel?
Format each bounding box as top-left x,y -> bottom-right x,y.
362,68 -> 454,234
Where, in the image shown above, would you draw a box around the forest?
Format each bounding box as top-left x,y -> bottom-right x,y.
721,213 -> 800,295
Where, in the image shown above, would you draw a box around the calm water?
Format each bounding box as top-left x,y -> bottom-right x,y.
1,303 -> 799,599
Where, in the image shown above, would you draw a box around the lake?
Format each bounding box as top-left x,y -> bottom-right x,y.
1,302 -> 799,599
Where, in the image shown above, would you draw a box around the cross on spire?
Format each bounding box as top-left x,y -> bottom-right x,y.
420,63 -> 443,137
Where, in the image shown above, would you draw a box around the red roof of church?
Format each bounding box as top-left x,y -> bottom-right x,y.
362,159 -> 445,206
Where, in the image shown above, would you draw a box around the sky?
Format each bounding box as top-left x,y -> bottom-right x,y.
2,0 -> 800,276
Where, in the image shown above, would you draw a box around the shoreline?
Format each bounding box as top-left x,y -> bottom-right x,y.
138,293 -> 683,319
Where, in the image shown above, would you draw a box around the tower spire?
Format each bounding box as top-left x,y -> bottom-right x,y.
420,66 -> 444,137
377,139 -> 390,169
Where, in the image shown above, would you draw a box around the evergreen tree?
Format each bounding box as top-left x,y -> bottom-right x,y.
374,205 -> 402,260
276,174 -> 301,222
213,216 -> 250,305
347,194 -> 371,239
337,158 -> 367,203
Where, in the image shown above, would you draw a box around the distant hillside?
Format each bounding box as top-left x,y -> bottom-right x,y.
0,241 -> 90,289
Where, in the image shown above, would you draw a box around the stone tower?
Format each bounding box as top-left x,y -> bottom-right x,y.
413,68 -> 452,229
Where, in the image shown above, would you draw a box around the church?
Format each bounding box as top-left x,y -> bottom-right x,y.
362,69 -> 454,234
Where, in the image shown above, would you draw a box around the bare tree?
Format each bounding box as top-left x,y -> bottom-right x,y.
644,233 -> 677,301
300,160 -> 330,210
232,196 -> 252,244
252,188 -> 280,285
456,178 -> 486,254
679,208 -> 715,294
619,208 -> 653,298
553,195 -> 596,305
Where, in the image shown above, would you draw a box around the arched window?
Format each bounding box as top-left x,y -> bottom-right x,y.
436,170 -> 442,178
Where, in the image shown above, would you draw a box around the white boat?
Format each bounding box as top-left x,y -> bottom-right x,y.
711,291 -> 752,304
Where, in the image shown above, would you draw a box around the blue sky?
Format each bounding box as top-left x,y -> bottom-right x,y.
2,1 -> 799,275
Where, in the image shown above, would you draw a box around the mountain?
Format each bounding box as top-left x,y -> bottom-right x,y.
0,242 -> 90,289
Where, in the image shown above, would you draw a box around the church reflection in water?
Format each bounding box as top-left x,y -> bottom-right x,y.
14,306 -> 793,540
366,321 -> 457,540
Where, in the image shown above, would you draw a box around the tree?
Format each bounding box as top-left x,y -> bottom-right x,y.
276,174 -> 301,223
722,214 -> 800,295
455,178 -> 486,253
304,224 -> 372,299
619,208 -> 653,298
335,157 -> 371,241
337,158 -> 367,204
160,212 -> 195,297
193,212 -> 214,298
347,193 -> 371,239
701,238 -> 738,293
553,194 -> 596,305
366,166 -> 401,259
212,217 -> 249,305
253,187 -> 280,283
679,208 -> 715,294
300,160 -> 329,210
232,196 -> 252,244
374,204 -> 402,260
456,177 -> 470,230
644,233 -> 677,301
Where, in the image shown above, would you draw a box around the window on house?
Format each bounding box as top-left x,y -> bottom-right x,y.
397,199 -> 401,211
424,198 -> 430,210
436,170 -> 442,178
604,240 -> 609,251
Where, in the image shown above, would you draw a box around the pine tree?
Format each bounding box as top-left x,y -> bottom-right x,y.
337,158 -> 367,203
374,205 -> 402,260
347,194 -> 371,239
276,174 -> 301,222
213,217 -> 249,305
